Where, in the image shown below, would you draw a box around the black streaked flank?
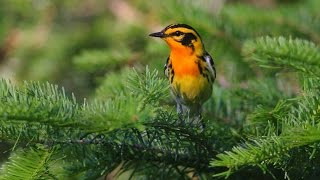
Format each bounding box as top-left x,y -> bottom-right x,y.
164,56 -> 173,79
170,69 -> 174,83
197,61 -> 204,76
198,55 -> 206,62
197,53 -> 216,82
197,60 -> 211,82
164,57 -> 169,76
204,67 -> 211,82
212,66 -> 216,81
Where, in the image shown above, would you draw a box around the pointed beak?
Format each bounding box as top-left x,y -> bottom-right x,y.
149,31 -> 165,38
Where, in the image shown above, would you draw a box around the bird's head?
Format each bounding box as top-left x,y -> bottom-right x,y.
149,24 -> 204,55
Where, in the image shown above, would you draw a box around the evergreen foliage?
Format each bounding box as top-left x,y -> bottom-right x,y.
243,36 -> 320,76
0,145 -> 55,179
1,0 -> 320,179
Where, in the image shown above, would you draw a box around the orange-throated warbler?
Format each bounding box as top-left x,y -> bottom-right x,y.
149,24 -> 216,122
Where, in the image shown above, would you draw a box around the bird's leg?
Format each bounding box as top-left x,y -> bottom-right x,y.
177,103 -> 184,121
177,103 -> 191,126
188,104 -> 205,130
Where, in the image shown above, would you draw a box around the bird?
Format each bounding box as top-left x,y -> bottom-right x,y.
149,24 -> 216,123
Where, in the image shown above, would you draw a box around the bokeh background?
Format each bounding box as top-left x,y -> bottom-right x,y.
1,0 -> 314,99
1,0 -> 320,179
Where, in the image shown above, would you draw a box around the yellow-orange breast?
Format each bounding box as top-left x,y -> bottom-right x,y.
169,50 -> 212,106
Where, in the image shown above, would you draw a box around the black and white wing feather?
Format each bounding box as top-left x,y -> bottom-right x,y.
203,51 -> 216,82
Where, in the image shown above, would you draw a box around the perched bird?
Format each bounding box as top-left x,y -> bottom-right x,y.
149,24 -> 216,121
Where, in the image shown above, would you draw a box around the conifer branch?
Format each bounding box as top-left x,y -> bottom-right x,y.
211,126 -> 320,178
0,79 -> 145,144
243,36 -> 320,76
211,77 -> 320,178
60,111 -> 235,179
0,80 -> 79,126
95,68 -> 131,99
127,66 -> 170,108
0,145 -> 55,180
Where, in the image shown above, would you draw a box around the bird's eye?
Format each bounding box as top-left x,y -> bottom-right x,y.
174,31 -> 183,36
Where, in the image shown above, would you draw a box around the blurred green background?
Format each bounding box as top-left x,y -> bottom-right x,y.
1,0 -> 315,100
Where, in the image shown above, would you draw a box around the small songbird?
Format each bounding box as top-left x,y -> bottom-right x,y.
149,24 -> 216,121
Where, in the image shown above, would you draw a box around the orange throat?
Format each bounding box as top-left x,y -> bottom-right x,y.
169,48 -> 200,77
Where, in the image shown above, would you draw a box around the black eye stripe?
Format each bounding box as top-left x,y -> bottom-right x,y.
170,31 -> 183,36
175,31 -> 182,36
